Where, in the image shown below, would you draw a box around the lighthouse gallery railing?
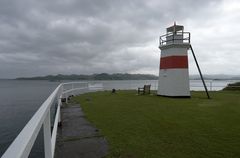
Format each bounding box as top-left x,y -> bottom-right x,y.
159,32 -> 191,46
1,82 -> 102,158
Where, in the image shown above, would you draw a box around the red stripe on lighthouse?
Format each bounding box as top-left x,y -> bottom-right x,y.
160,56 -> 188,69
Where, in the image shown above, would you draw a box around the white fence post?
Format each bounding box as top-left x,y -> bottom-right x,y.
58,97 -> 62,124
210,81 -> 212,91
43,111 -> 52,158
66,93 -> 68,104
71,83 -> 74,95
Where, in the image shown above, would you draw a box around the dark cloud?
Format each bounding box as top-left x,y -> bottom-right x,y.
1,0 -> 239,78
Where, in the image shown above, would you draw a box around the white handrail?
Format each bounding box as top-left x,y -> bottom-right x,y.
61,81 -> 88,85
62,87 -> 88,95
1,82 -> 102,158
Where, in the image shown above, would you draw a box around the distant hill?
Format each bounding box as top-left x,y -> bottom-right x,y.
16,73 -> 158,81
15,73 -> 240,81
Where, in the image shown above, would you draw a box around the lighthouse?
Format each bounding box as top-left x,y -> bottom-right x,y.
158,23 -> 191,97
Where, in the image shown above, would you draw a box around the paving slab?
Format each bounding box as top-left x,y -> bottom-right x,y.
55,104 -> 108,158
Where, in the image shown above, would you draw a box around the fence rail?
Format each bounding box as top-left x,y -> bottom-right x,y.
1,82 -> 102,158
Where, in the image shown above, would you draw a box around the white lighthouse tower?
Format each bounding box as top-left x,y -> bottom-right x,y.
158,23 -> 191,97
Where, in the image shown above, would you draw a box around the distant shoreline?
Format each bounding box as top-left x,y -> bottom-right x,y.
15,73 -> 158,81
1,73 -> 240,81
13,78 -> 240,81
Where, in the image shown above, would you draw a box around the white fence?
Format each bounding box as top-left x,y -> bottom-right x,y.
1,82 -> 102,158
91,80 -> 239,91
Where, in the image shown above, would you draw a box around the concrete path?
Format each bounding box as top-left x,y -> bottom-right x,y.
54,104 -> 108,158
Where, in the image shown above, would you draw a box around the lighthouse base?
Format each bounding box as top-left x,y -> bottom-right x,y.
157,94 -> 191,98
157,69 -> 190,97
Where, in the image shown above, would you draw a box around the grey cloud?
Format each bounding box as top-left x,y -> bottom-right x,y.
1,0 -> 238,78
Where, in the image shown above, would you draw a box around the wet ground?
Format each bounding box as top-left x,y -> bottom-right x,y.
55,104 -> 108,158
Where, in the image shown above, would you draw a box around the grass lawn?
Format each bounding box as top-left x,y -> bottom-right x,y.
73,91 -> 240,158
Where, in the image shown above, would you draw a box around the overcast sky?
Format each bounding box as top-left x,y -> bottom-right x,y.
0,0 -> 240,78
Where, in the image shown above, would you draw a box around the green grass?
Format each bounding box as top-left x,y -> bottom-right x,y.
73,91 -> 240,158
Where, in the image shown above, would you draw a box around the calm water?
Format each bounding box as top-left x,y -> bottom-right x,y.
0,79 -> 238,157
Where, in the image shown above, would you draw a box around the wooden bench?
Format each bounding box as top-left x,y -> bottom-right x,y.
138,85 -> 151,94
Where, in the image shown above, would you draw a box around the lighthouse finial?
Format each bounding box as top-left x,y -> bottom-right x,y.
173,21 -> 176,34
